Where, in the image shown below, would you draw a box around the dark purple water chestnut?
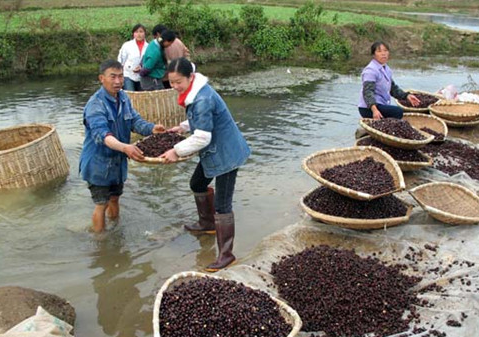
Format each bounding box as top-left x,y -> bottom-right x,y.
304,186 -> 408,219
320,156 -> 395,195
420,127 -> 445,142
271,245 -> 423,337
368,118 -> 426,140
422,140 -> 479,179
398,93 -> 439,109
136,132 -> 186,157
159,277 -> 292,337
357,137 -> 429,162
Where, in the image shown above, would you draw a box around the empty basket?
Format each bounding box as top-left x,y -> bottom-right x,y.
429,101 -> 479,122
409,182 -> 479,225
125,89 -> 185,128
429,110 -> 479,128
153,271 -> 302,337
0,124 -> 70,190
302,146 -> 405,200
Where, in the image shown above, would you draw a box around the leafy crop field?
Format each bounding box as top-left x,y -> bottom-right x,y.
0,4 -> 412,33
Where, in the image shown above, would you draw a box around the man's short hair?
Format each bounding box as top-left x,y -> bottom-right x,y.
99,59 -> 122,74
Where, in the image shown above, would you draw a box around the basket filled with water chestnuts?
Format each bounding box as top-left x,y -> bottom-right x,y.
134,132 -> 194,164
153,271 -> 302,337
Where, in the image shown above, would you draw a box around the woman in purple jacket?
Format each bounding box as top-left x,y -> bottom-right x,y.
358,41 -> 420,120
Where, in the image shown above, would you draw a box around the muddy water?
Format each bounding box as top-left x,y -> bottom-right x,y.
0,64 -> 478,337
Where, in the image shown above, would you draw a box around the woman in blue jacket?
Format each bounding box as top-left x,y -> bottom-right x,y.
161,57 -> 251,272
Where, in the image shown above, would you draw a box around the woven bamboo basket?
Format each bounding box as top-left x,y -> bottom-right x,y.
302,146 -> 405,201
429,110 -> 479,128
125,89 -> 185,128
0,124 -> 70,190
402,113 -> 448,142
133,133 -> 194,165
429,101 -> 479,122
300,188 -> 412,229
153,271 -> 302,337
355,136 -> 433,172
409,182 -> 479,225
395,89 -> 442,113
359,118 -> 435,149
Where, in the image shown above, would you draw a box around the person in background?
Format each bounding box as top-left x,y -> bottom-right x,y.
117,24 -> 148,91
139,26 -> 176,91
154,25 -> 191,89
80,59 -> 165,233
160,57 -> 250,272
358,41 -> 421,120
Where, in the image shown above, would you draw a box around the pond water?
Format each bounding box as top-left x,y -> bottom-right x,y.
401,12 -> 479,32
0,63 -> 478,337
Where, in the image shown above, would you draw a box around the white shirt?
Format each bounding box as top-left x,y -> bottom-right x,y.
117,39 -> 148,82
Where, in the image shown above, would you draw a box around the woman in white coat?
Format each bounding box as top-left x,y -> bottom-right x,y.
117,24 -> 148,91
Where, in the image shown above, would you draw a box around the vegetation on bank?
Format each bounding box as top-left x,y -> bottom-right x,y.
0,0 -> 478,79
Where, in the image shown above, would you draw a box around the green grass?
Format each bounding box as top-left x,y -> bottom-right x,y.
0,3 -> 412,33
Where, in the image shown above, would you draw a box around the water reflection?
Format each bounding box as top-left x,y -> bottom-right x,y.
91,231 -> 154,337
400,12 -> 479,32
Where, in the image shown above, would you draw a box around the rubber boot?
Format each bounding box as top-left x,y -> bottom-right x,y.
205,212 -> 236,272
185,187 -> 216,234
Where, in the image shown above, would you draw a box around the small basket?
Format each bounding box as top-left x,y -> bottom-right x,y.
133,133 -> 194,165
395,89 -> 442,113
0,124 -> 70,190
359,118 -> 435,149
125,89 -> 185,128
300,188 -> 412,229
153,271 -> 302,337
402,113 -> 448,142
429,110 -> 479,128
355,136 -> 433,172
302,146 -> 405,200
409,182 -> 479,225
429,101 -> 479,122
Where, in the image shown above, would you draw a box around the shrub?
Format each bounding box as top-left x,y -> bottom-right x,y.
290,0 -> 324,42
247,25 -> 294,60
307,29 -> 351,60
240,5 -> 268,36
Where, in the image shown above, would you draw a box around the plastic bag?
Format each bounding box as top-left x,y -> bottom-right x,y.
0,306 -> 73,337
437,84 -> 458,100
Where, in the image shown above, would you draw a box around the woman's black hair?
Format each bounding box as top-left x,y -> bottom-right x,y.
132,23 -> 146,36
371,41 -> 389,55
167,57 -> 193,77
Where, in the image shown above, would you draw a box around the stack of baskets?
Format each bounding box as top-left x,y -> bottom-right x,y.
429,100 -> 479,127
300,146 -> 412,229
357,117 -> 439,172
0,124 -> 70,190
125,89 -> 185,129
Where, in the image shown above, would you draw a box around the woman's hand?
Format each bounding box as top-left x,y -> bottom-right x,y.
371,106 -> 383,120
160,148 -> 179,163
407,94 -> 421,107
168,126 -> 185,134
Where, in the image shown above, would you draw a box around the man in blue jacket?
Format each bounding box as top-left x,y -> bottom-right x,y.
80,59 -> 164,233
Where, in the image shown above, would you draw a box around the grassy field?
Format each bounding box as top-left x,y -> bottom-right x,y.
0,3 -> 413,33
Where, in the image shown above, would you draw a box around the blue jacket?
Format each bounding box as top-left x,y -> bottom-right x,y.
186,81 -> 250,178
79,86 -> 154,186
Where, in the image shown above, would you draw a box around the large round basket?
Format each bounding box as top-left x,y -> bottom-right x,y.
395,89 -> 442,113
359,118 -> 435,149
429,110 -> 479,128
355,136 -> 433,172
402,113 -> 448,142
125,89 -> 185,128
302,146 -> 405,200
133,134 -> 194,165
300,188 -> 412,230
429,101 -> 479,122
152,271 -> 302,337
409,182 -> 479,225
0,124 -> 70,190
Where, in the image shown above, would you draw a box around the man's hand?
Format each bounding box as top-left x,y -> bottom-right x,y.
153,124 -> 166,134
123,144 -> 145,161
160,148 -> 179,163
